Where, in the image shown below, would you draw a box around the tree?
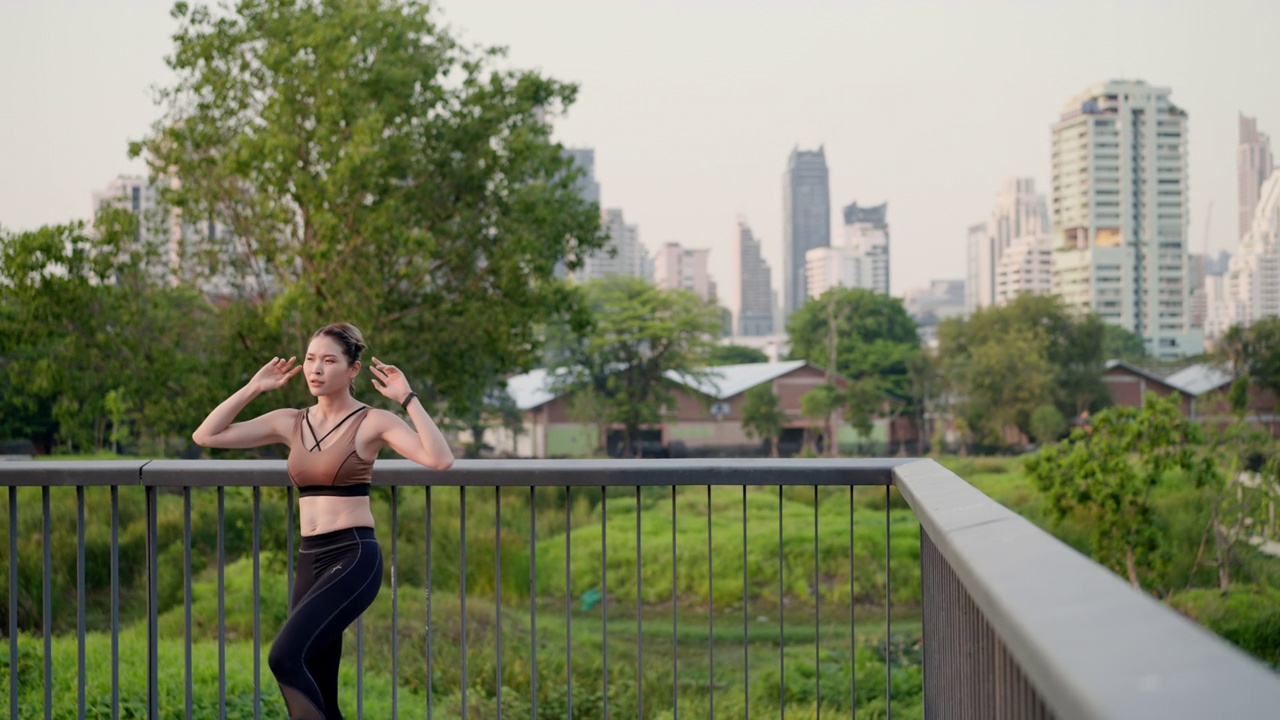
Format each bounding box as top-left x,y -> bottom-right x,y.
741,384 -> 787,457
546,277 -> 722,458
1029,404 -> 1066,445
800,383 -> 842,455
786,287 -> 919,399
1220,318 -> 1280,400
1102,323 -> 1148,362
707,344 -> 769,366
135,0 -> 607,416
1025,393 -> 1215,590
937,319 -> 1055,447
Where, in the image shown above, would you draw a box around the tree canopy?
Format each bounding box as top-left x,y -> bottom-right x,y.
545,277 -> 722,457
785,288 -> 919,398
135,0 -> 606,415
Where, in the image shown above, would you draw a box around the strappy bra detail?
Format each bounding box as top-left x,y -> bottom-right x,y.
287,407 -> 375,495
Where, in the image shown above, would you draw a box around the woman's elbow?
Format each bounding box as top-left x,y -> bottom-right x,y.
430,453 -> 455,471
192,430 -> 210,447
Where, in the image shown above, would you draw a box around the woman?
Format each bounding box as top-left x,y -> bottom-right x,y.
192,323 -> 454,719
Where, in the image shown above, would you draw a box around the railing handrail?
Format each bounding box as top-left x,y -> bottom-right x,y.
0,457 -> 913,487
894,458 -> 1280,719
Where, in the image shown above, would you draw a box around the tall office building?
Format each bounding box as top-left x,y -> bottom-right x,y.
782,146 -> 830,320
1239,115 -> 1273,240
1050,80 -> 1201,359
994,234 -> 1053,304
804,201 -> 889,298
577,208 -> 649,282
965,178 -> 1048,312
654,241 -> 716,302
737,219 -> 774,336
564,147 -> 601,206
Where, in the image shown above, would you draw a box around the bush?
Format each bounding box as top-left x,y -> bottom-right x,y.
1167,585 -> 1280,665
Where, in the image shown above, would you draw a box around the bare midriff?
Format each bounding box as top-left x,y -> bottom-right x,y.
299,495 -> 377,536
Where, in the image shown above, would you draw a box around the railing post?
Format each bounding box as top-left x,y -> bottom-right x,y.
145,484 -> 159,719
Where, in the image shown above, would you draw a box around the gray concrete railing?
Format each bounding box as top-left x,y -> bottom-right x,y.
3,458 -> 1280,719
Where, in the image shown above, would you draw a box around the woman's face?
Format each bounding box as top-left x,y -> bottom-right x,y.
304,335 -> 359,397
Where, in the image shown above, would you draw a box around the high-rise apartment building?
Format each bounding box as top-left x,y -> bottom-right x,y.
737,220 -> 774,336
994,234 -> 1053,304
654,241 -> 716,302
1223,172 -> 1280,333
1238,114 -> 1274,240
782,146 -> 830,321
577,208 -> 649,282
1050,80 -> 1201,359
965,178 -> 1049,313
803,202 -> 889,299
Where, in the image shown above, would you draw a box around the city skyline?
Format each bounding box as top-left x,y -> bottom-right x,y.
3,1 -> 1279,308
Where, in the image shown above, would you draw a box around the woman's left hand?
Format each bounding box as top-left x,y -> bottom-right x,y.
369,357 -> 414,405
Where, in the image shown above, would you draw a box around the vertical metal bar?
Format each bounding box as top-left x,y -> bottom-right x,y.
78,486 -> 86,720
742,485 -> 748,720
286,486 -> 294,608
357,613 -> 364,719
778,485 -> 784,720
253,486 -> 261,720
496,486 -> 503,720
885,486 -> 892,720
184,487 -> 193,720
426,486 -> 434,720
391,485 -> 399,720
672,484 -> 678,719
461,485 -> 468,720
849,486 -> 856,713
145,485 -> 157,720
636,485 -> 643,720
707,485 -> 714,720
43,486 -> 52,720
9,487 -> 18,720
111,485 -> 120,720
217,486 -> 226,720
530,486 -> 538,720
814,485 -> 820,719
601,487 -> 608,720
565,486 -> 573,720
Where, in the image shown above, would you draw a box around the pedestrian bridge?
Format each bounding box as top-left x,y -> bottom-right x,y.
3,459 -> 1280,718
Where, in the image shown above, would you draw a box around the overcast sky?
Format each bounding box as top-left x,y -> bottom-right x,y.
2,0 -> 1278,311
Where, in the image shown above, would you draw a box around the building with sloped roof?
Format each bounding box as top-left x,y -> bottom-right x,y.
487,360 -> 910,458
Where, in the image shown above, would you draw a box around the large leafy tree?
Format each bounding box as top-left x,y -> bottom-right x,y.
135,0 -> 606,413
0,211 -> 216,452
740,384 -> 786,457
785,288 -> 919,398
547,277 -> 722,458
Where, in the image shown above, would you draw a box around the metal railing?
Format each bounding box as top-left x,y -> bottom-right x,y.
3,458 -> 1280,719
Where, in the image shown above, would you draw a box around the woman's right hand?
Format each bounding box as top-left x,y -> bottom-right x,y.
250,356 -> 301,393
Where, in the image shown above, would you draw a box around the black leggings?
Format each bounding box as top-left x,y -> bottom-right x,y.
268,527 -> 382,719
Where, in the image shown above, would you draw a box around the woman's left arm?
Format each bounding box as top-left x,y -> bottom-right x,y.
369,357 -> 455,470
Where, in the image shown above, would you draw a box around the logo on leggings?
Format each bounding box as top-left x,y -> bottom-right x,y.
331,564 -> 343,573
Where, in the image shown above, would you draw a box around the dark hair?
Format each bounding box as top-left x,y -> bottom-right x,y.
311,323 -> 367,366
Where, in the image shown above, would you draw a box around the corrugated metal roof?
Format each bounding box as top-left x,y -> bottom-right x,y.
1165,363 -> 1234,396
665,360 -> 810,399
504,360 -> 812,409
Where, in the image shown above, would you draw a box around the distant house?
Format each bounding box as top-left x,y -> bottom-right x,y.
1102,360 -> 1280,437
488,361 -> 909,458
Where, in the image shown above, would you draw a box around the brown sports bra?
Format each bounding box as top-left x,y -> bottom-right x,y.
286,406 -> 374,497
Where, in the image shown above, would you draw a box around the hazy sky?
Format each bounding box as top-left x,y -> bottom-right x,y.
2,0 -> 1278,312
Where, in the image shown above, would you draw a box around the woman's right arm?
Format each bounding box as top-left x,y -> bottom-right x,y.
192,357 -> 301,449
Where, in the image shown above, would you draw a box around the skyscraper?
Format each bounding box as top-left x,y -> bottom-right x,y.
577,208 -> 649,282
782,146 -> 830,321
803,201 -> 890,298
1050,80 -> 1201,359
564,147 -> 601,206
737,220 -> 774,336
965,178 -> 1048,313
1238,114 -> 1274,240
